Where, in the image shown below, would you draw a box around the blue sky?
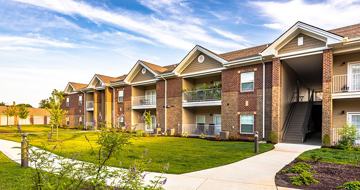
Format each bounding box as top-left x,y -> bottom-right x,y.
1,0 -> 360,107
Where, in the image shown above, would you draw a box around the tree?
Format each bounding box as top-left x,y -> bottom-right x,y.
38,99 -> 50,109
17,105 -> 29,133
47,89 -> 67,140
2,102 -> 18,127
0,102 -> 5,106
16,103 -> 33,108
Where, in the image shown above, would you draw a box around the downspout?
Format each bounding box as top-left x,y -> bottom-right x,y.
110,86 -> 115,128
261,57 -> 266,140
159,75 -> 167,134
81,90 -> 86,130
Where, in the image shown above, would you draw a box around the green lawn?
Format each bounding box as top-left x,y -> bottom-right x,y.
0,152 -> 34,190
298,148 -> 360,165
0,125 -> 274,174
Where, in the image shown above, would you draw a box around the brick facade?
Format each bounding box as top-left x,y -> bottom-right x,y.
62,93 -> 85,127
271,58 -> 281,142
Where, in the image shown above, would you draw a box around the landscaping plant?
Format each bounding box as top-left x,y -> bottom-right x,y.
338,124 -> 358,150
2,101 -> 18,127
338,181 -> 360,190
282,161 -> 318,187
46,89 -> 67,140
17,104 -> 29,133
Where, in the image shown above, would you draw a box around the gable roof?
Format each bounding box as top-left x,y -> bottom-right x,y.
64,82 -> 87,93
219,44 -> 269,61
261,21 -> 343,57
172,45 -> 227,75
330,23 -> 360,39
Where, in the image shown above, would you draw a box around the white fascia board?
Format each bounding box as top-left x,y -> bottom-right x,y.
180,68 -> 224,78
278,48 -> 326,60
130,79 -> 158,86
225,56 -> 263,67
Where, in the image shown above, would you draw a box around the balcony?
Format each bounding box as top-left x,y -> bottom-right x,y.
332,74 -> 360,99
132,95 -> 156,109
183,88 -> 221,107
86,101 -> 94,111
182,124 -> 221,137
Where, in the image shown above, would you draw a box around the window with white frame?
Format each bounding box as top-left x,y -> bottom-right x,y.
240,72 -> 254,92
78,95 -> 83,106
66,97 -> 70,107
119,115 -> 125,127
66,116 -> 70,126
118,90 -> 124,102
347,112 -> 360,144
240,115 -> 254,134
79,116 -> 83,125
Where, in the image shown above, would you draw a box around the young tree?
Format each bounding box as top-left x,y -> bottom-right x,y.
2,102 -> 18,127
17,105 -> 30,133
38,99 -> 50,109
47,89 -> 67,140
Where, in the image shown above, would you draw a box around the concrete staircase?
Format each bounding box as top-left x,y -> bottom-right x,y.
283,102 -> 311,143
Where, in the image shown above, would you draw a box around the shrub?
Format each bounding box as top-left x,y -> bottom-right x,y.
269,131 -> 278,144
283,162 -> 312,174
338,124 -> 358,150
322,134 -> 331,147
290,171 -> 319,186
338,181 -> 360,190
310,154 -> 323,163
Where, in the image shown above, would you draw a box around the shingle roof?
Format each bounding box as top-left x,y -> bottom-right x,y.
95,74 -> 122,84
0,106 -> 50,116
141,60 -> 169,74
218,44 -> 269,61
69,82 -> 87,91
110,74 -> 127,83
329,23 -> 360,39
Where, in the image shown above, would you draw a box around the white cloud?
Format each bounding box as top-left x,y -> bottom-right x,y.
252,0 -> 360,30
0,35 -> 78,50
13,0 -> 244,51
211,28 -> 247,43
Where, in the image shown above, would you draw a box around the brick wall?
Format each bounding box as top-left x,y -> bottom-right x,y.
271,58 -> 281,142
62,93 -> 85,127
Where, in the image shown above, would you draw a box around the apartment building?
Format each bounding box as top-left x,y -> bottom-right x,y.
62,21 -> 360,145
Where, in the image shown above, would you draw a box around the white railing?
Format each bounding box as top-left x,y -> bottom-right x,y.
333,74 -> 360,93
132,95 -> 156,107
331,128 -> 360,145
131,123 -> 155,133
183,88 -> 221,103
182,124 -> 221,136
86,101 -> 94,111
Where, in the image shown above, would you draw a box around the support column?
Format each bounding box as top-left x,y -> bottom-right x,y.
104,87 -> 113,128
322,49 -> 333,146
93,90 -> 98,130
271,58 -> 281,143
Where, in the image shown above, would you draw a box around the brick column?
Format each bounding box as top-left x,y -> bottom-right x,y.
104,87 -> 113,128
93,90 -> 98,130
271,58 -> 281,143
322,49 -> 333,146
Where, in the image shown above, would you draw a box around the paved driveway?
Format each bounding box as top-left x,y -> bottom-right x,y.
0,139 -> 319,190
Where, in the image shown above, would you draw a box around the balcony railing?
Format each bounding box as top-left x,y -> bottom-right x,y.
131,123 -> 155,132
182,124 -> 221,136
333,74 -> 360,93
132,95 -> 156,107
183,88 -> 221,103
86,101 -> 94,111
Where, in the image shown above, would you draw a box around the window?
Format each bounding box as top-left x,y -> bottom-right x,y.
240,72 -> 254,92
119,115 -> 125,127
66,97 -> 70,107
66,116 -> 70,126
79,116 -> 83,125
240,115 -> 254,134
297,36 -> 304,46
78,95 -> 83,106
118,90 -> 124,102
347,113 -> 360,144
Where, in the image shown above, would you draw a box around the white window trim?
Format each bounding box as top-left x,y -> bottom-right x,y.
240,114 -> 255,134
347,112 -> 360,125
66,97 -> 70,107
347,62 -> 360,91
118,90 -> 124,103
240,72 -> 255,92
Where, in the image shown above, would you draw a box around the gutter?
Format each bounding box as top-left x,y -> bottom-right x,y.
80,90 -> 87,130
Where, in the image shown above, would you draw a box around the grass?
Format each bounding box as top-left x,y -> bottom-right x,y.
298,148 -> 360,165
0,125 -> 274,174
0,152 -> 34,190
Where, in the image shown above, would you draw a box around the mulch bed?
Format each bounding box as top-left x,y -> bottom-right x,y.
276,160 -> 360,190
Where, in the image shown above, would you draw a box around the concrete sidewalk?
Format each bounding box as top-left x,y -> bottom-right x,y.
0,139 -> 319,190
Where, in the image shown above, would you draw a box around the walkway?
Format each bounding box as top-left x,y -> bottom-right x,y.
0,139 -> 319,190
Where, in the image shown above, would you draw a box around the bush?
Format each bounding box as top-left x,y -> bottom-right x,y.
338,124 -> 358,150
269,131 -> 278,144
338,181 -> 360,190
290,170 -> 319,186
322,134 -> 331,147
283,162 -> 312,174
